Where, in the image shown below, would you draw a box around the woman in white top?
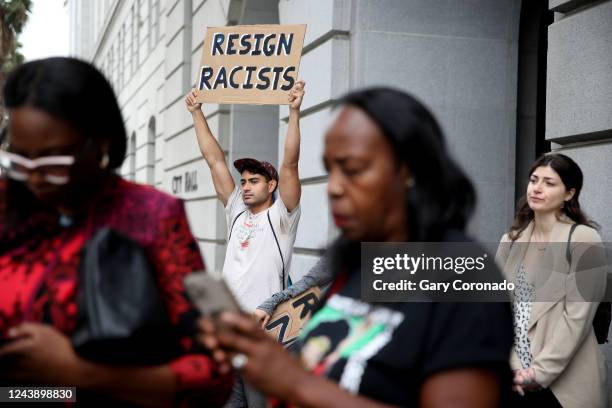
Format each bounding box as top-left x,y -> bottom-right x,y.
496,153 -> 607,408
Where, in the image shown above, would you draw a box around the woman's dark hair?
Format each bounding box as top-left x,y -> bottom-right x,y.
508,153 -> 596,240
329,87 -> 476,273
343,87 -> 475,240
3,57 -> 126,169
1,58 -> 127,246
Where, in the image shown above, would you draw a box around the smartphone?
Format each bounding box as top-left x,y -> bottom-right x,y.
184,272 -> 242,315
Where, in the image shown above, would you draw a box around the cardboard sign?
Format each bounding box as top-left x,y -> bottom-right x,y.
265,286 -> 321,347
196,24 -> 307,105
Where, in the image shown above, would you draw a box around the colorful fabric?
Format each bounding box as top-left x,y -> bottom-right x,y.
295,233 -> 513,406
0,177 -> 232,406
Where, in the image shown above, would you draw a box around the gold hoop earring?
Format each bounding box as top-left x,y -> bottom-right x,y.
100,153 -> 110,169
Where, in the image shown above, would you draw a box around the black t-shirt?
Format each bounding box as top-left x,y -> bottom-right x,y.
296,248 -> 513,406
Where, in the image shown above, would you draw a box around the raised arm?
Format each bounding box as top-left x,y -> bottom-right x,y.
254,254 -> 332,327
278,81 -> 305,212
185,89 -> 235,206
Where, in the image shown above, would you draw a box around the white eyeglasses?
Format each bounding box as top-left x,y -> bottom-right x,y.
0,149 -> 76,185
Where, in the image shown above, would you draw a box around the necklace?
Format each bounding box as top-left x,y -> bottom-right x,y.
531,230 -> 548,251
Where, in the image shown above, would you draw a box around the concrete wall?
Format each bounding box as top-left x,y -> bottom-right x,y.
278,0 -> 522,284
68,0 -> 282,274
70,0 -> 524,281
69,0 -> 610,276
547,1 -> 612,403
357,0 -> 521,243
546,0 -> 612,239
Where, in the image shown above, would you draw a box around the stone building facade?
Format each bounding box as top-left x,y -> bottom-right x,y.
67,0 -> 612,305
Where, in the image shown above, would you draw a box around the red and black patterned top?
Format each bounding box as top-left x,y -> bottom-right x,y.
0,177 -> 232,406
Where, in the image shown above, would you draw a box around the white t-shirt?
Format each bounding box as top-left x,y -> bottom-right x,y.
222,187 -> 301,311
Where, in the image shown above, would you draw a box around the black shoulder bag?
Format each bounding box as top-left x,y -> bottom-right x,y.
72,228 -> 182,364
566,224 -> 611,344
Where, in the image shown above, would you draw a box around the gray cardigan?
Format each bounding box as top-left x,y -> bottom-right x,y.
256,254 -> 332,315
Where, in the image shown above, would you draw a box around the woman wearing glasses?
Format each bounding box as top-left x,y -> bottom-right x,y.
0,58 -> 231,406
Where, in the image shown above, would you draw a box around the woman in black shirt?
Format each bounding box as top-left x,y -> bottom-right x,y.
199,88 -> 513,407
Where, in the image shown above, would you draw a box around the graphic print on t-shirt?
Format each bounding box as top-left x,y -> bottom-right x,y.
223,187 -> 301,312
299,295 -> 404,394
234,212 -> 265,249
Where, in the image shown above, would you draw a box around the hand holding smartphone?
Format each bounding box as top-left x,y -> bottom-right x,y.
184,271 -> 245,373
184,271 -> 242,316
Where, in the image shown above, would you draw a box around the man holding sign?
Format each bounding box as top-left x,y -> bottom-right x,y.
185,81 -> 304,311
185,83 -> 303,407
187,24 -> 305,407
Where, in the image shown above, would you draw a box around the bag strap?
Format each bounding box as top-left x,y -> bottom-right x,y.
509,224 -> 579,264
566,223 -> 579,265
267,211 -> 286,290
227,209 -> 247,242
